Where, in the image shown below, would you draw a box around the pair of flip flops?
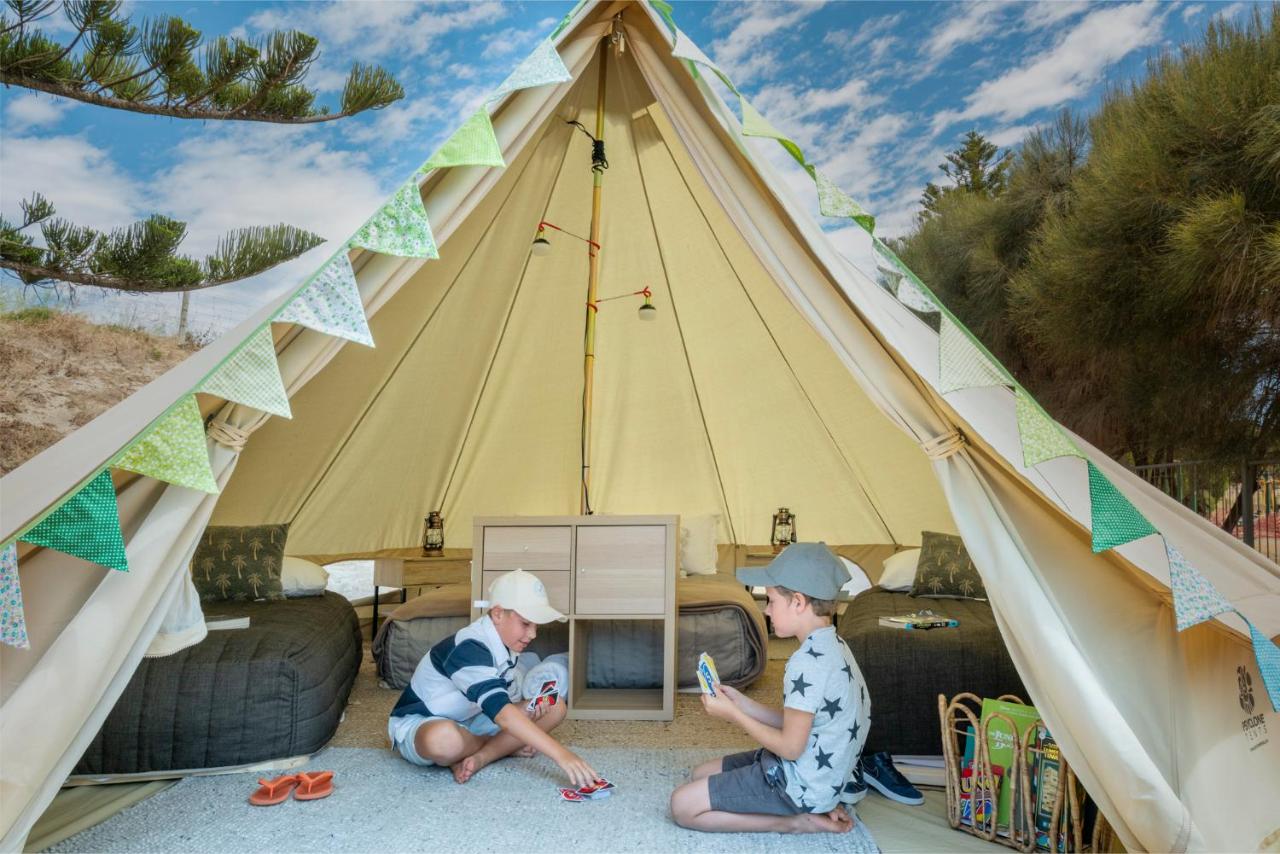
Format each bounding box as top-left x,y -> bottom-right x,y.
248,771 -> 334,806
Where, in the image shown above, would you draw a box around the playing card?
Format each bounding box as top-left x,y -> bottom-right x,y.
576,778 -> 615,799
558,788 -> 585,802
697,652 -> 720,697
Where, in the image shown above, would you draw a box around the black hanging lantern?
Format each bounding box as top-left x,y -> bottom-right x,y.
422,511 -> 444,556
771,507 -> 796,552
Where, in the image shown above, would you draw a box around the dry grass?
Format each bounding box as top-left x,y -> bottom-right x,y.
0,309 -> 195,475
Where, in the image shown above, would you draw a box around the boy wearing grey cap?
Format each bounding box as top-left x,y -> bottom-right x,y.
670,543 -> 871,834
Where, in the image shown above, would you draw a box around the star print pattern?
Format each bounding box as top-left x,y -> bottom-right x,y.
780,626 -> 872,813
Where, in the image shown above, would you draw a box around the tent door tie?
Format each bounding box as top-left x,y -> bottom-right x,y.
921,429 -> 966,461
208,419 -> 250,452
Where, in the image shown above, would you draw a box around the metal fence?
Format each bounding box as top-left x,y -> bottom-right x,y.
1134,459 -> 1280,563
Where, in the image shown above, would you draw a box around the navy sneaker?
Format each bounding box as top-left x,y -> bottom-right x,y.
860,751 -> 924,805
843,763 -> 868,804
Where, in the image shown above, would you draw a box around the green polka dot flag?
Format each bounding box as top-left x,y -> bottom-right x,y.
20,469 -> 128,571
1087,461 -> 1158,553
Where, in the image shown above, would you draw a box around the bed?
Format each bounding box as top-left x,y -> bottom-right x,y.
72,592 -> 362,778
373,573 -> 768,691
838,587 -> 1026,757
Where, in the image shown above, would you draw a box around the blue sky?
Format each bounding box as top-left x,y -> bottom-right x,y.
0,0 -> 1262,332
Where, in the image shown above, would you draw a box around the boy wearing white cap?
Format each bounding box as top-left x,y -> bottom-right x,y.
670,543 -> 872,835
388,568 -> 598,788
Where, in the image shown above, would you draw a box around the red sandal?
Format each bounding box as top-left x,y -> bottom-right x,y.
293,770 -> 334,801
248,774 -> 300,806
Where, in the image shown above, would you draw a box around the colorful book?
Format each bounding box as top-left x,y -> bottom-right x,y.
980,698 -> 1042,831
960,761 -> 1003,828
1033,728 -> 1063,850
878,611 -> 959,630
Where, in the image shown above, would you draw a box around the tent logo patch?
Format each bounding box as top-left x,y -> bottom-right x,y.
1238,666 -> 1255,715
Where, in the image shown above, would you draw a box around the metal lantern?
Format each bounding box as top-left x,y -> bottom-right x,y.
770,507 -> 796,552
422,511 -> 445,555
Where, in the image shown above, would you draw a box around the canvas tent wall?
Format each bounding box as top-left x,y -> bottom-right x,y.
1,2 -> 1277,852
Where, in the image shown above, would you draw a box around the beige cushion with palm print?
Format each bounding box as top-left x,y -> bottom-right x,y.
190,523 -> 289,603
908,530 -> 988,600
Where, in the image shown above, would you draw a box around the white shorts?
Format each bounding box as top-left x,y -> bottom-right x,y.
388,712 -> 503,766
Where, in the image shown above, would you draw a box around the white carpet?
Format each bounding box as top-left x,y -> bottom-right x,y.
47,747 -> 886,853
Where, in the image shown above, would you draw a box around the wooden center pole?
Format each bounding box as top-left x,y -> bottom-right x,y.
581,33 -> 610,515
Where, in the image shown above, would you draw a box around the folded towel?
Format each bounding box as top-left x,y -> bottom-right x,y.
511,652 -> 541,699
522,652 -> 569,703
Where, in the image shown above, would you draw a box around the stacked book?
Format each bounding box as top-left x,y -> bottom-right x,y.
878,610 -> 959,630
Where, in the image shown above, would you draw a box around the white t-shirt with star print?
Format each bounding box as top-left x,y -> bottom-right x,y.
780,625 -> 871,813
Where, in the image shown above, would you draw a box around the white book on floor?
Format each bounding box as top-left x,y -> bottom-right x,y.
205,615 -> 250,631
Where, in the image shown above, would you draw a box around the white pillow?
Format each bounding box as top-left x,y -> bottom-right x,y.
879,549 -> 921,592
839,557 -> 872,598
281,556 -> 329,597
679,514 -> 720,576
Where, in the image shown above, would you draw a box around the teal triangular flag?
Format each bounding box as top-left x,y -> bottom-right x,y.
115,396 -> 219,494
1166,540 -> 1234,631
20,470 -> 128,571
488,38 -> 572,103
812,169 -> 874,233
1014,388 -> 1082,467
277,252 -> 374,348
421,108 -> 505,171
938,316 -> 1010,394
1087,461 -> 1158,552
1244,616 -> 1280,713
739,97 -> 807,168
352,180 -> 438,259
199,327 -> 291,419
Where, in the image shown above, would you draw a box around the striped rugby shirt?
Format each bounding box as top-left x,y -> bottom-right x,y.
389,615 -> 519,732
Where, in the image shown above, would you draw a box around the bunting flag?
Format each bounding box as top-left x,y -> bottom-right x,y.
673,29 -> 736,92
1087,461 -> 1158,552
811,168 -> 875,232
873,241 -> 938,314
1244,617 -> 1280,713
488,38 -> 572,104
115,396 -> 219,494
1165,540 -> 1234,631
938,315 -> 1010,394
276,252 -> 374,348
1,543 -> 29,649
551,0 -> 587,39
19,470 -> 128,571
421,108 -> 505,172
351,180 -> 438,259
650,0 -> 678,44
739,97 -> 807,168
1014,388 -> 1083,467
198,327 -> 291,419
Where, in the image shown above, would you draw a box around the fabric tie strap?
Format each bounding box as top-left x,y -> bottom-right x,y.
208,419 -> 250,452
921,430 -> 966,461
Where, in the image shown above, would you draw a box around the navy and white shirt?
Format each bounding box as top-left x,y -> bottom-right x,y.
780,626 -> 871,813
388,615 -> 519,741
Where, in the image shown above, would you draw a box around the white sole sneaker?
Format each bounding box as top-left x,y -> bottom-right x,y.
865,772 -> 925,805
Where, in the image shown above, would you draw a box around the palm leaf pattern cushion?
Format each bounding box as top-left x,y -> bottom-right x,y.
191,524 -> 289,603
909,530 -> 987,600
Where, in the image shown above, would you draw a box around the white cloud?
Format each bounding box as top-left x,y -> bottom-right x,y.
932,1 -> 1167,133
0,134 -> 143,231
1021,1 -> 1090,31
706,2 -> 826,83
2,92 -> 75,133
1211,2 -> 1248,19
988,123 -> 1037,147
922,3 -> 1006,66
1180,4 -> 1206,22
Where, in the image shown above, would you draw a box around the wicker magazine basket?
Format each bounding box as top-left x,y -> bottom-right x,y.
938,692 -> 1099,852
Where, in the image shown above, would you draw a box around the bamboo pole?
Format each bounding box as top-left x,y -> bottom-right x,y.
580,33 -> 610,515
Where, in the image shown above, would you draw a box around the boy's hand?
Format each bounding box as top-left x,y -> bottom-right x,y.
526,702 -> 547,722
719,684 -> 745,703
551,747 -> 599,790
700,690 -> 738,722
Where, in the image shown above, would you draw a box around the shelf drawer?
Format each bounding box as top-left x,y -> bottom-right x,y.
575,526 -> 666,615
482,569 -> 570,615
482,526 -> 571,573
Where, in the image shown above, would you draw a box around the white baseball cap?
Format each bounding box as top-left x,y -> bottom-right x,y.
475,569 -> 566,624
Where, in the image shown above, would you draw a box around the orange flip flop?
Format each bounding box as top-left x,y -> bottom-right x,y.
293,770 -> 334,801
248,774 -> 300,806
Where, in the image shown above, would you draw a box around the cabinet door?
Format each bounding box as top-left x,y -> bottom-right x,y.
483,570 -> 570,614
482,526 -> 571,573
575,526 -> 666,615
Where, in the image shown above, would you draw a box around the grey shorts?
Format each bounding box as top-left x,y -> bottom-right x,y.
707,749 -> 804,816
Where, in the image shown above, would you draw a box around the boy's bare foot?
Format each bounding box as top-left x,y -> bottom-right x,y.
450,752 -> 489,784
788,809 -> 854,834
516,745 -> 537,758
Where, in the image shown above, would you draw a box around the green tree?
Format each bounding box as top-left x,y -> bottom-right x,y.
919,130 -> 1013,220
1009,7 -> 1279,462
0,0 -> 404,294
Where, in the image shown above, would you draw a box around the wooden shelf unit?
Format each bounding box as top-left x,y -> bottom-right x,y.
472,515 -> 677,721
